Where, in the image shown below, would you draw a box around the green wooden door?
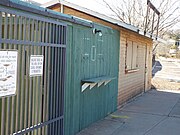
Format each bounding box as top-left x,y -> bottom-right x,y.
65,24 -> 120,135
79,25 -> 120,130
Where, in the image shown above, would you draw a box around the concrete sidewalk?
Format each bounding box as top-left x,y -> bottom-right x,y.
77,89 -> 180,135
152,58 -> 180,82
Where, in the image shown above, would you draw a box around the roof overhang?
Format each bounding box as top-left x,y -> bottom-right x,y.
42,0 -> 163,41
0,0 -> 93,27
42,0 -> 139,32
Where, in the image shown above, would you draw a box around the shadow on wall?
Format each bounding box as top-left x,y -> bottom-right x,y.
152,60 -> 162,78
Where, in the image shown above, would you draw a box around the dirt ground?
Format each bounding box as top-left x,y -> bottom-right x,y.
152,78 -> 180,90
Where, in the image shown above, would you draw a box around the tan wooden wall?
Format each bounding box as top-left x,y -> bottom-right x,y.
49,4 -> 153,106
118,29 -> 152,106
49,4 -> 61,12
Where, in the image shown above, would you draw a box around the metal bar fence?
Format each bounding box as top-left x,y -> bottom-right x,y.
0,5 -> 66,135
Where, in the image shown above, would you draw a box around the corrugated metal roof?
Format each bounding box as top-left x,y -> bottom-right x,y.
1,0 -> 166,43
42,0 -> 168,43
0,0 -> 93,27
42,0 -> 139,33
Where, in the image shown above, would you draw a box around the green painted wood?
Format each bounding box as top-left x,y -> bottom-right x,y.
65,23 -> 120,135
0,4 -> 119,135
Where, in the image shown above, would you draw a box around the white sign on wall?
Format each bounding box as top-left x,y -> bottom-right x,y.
29,55 -> 44,77
0,51 -> 18,97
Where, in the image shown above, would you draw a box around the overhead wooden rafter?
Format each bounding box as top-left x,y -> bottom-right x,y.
144,0 -> 160,39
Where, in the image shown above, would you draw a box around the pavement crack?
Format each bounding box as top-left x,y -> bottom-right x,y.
111,122 -> 126,135
143,116 -> 167,135
168,98 -> 180,117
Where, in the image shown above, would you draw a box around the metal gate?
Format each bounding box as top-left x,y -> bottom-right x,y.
0,5 -> 66,135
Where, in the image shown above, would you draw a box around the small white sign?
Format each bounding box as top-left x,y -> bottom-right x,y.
30,55 -> 44,77
0,51 -> 18,97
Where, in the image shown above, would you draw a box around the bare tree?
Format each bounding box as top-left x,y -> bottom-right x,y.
101,0 -> 180,38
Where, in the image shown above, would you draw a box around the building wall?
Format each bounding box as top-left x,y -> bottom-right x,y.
49,4 -> 152,106
65,24 -> 120,135
118,29 -> 152,105
49,3 -> 61,12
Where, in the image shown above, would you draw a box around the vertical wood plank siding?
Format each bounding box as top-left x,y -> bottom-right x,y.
65,24 -> 120,135
49,4 -> 153,107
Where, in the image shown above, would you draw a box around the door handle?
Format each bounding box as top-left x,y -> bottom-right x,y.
91,46 -> 96,61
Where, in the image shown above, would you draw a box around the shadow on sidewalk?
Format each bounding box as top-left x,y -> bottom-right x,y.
152,60 -> 162,78
77,89 -> 180,135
